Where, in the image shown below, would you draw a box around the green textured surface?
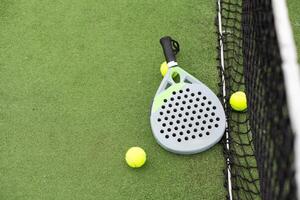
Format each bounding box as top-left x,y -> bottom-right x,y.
288,0 -> 300,60
0,0 -> 224,200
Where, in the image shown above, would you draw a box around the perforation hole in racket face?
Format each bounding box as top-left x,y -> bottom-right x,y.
155,85 -> 223,144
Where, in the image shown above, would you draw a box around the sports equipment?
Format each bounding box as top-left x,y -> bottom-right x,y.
150,36 -> 226,154
216,0 -> 300,199
229,91 -> 247,111
161,61 -> 178,78
125,147 -> 146,168
160,61 -> 168,76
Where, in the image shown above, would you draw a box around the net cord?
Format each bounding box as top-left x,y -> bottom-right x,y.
272,0 -> 300,198
217,0 -> 233,199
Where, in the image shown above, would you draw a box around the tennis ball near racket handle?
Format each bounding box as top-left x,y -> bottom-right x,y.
230,91 -> 247,111
160,61 -> 178,77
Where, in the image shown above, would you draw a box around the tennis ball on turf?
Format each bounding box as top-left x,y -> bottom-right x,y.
230,91 -> 247,111
125,147 -> 146,168
160,61 -> 178,78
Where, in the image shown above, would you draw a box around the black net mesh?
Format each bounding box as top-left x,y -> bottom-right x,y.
216,0 -> 297,199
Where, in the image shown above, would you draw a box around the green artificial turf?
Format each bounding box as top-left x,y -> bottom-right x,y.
288,0 -> 300,60
0,0 -> 225,200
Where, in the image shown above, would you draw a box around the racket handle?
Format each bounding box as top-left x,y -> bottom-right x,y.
160,36 -> 177,63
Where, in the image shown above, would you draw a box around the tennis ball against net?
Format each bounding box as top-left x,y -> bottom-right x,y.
125,147 -> 146,168
229,91 -> 247,111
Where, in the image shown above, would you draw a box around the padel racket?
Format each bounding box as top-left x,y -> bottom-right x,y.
150,36 -> 226,154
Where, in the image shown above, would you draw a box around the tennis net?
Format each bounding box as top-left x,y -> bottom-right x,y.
216,0 -> 300,199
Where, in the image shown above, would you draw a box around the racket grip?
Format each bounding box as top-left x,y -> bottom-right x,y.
160,36 -> 177,63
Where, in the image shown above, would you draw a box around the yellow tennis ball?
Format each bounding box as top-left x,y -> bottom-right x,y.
160,61 -> 168,77
230,91 -> 247,111
160,61 -> 178,78
125,147 -> 146,168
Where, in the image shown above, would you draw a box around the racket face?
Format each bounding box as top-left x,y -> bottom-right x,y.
150,66 -> 225,154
